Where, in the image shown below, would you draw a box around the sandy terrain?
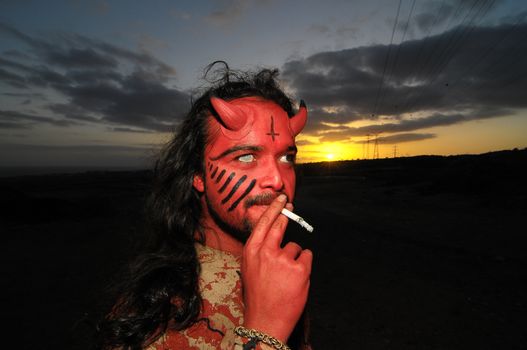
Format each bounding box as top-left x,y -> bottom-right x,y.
1,149 -> 526,349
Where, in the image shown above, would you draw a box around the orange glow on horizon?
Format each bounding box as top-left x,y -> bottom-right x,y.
296,141 -> 359,163
293,113 -> 527,163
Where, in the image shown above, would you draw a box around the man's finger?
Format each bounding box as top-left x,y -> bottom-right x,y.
296,249 -> 313,275
282,242 -> 302,259
246,194 -> 287,247
263,212 -> 290,249
263,202 -> 293,249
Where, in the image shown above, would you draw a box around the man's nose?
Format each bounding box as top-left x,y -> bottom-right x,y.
259,160 -> 284,191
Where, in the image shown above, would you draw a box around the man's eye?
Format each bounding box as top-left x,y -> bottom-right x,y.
279,154 -> 296,163
238,154 -> 255,163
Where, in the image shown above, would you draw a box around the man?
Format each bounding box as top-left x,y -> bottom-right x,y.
97,64 -> 312,350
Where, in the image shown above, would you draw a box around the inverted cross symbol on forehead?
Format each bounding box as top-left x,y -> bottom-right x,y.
266,115 -> 280,141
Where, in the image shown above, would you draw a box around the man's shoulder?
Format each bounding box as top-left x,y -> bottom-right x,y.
195,243 -> 241,268
196,243 -> 242,298
144,243 -> 245,349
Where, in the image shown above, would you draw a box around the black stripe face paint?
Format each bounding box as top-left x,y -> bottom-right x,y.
211,166 -> 218,179
215,169 -> 226,183
219,172 -> 235,193
221,175 -> 247,204
208,162 -> 257,211
228,179 -> 256,211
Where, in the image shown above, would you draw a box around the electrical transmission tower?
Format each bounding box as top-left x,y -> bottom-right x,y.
372,132 -> 382,159
364,134 -> 371,159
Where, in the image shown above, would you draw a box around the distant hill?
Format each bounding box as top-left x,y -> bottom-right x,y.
298,148 -> 527,196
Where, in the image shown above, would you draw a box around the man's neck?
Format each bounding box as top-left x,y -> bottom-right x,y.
199,200 -> 244,256
202,227 -> 244,256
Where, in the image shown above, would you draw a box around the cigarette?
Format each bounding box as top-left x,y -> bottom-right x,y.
281,208 -> 314,232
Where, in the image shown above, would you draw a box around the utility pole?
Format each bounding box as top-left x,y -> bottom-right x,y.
372,132 -> 382,159
365,134 -> 371,159
373,134 -> 379,159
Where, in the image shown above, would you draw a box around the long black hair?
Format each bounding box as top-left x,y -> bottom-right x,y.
96,62 -> 298,349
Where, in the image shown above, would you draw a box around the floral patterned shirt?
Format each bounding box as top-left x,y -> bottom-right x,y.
146,243 -> 274,349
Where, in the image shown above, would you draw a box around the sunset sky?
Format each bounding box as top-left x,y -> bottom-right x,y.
1,0 -> 526,169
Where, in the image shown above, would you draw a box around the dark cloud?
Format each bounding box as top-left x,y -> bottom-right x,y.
0,56 -> 71,87
0,22 -> 50,51
0,22 -> 188,132
70,34 -> 177,77
318,130 -> 353,143
110,127 -> 154,133
283,19 -> 527,141
0,121 -> 30,129
499,10 -> 527,26
47,103 -> 99,122
0,143 -> 151,153
0,67 -> 27,88
413,0 -> 505,33
295,139 -> 316,146
52,69 -> 189,131
45,47 -> 118,69
414,0 -> 464,32
0,109 -> 78,128
0,142 -> 157,167
2,92 -> 46,99
355,132 -> 437,144
2,49 -> 33,60
0,56 -> 32,71
316,111 -> 476,142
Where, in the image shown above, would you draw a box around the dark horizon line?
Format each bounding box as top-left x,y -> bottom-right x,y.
299,146 -> 527,165
1,147 -> 525,178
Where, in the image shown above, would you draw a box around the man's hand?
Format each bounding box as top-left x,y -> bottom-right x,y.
241,194 -> 313,342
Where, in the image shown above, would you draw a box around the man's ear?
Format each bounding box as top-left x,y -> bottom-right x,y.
193,174 -> 205,192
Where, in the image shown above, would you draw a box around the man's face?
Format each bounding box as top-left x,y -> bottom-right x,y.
197,97 -> 297,240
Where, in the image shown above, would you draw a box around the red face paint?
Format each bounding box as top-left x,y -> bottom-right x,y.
199,97 -> 305,237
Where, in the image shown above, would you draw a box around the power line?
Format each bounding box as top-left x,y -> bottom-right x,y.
413,0 -> 469,85
410,0 -> 485,99
397,0 -> 469,114
379,0 -> 417,117
403,0 -> 494,114
423,0 -> 494,86
445,15 -> 526,100
372,0 -> 403,118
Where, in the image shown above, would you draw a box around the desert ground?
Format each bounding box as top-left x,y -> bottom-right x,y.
1,149 -> 526,349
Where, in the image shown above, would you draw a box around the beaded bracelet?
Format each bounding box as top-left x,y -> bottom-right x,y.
234,326 -> 291,350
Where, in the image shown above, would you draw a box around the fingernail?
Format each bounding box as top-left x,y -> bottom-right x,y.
278,194 -> 287,202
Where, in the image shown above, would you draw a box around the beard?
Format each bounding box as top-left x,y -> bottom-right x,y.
205,193 -> 253,243
204,191 -> 283,243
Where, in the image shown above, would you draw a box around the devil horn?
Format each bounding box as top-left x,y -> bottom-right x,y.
290,100 -> 308,136
210,97 -> 248,131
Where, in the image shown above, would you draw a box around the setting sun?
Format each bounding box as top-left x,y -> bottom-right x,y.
296,141 -> 359,163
